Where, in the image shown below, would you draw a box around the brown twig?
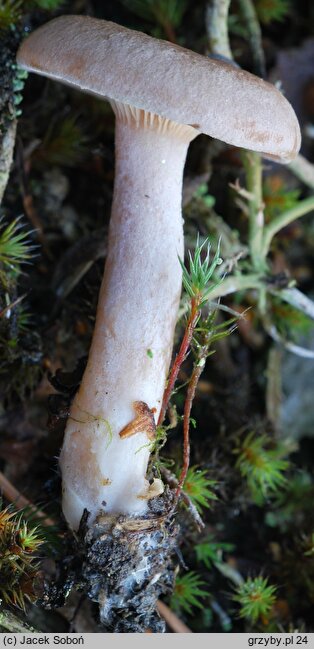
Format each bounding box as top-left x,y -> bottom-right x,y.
158,297 -> 201,427
175,347 -> 208,499
156,600 -> 193,633
0,470 -> 56,527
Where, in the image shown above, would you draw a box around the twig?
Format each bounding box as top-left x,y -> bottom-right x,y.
160,466 -> 205,532
175,353 -> 207,499
266,347 -> 282,431
270,286 -> 314,321
0,470 -> 56,527
237,0 -> 266,78
242,151 -> 265,271
0,119 -> 17,206
0,293 -> 26,319
288,153 -> 314,190
262,195 -> 314,258
263,321 -> 314,358
206,0 -> 232,59
208,273 -> 262,300
156,600 -> 192,633
158,297 -> 201,426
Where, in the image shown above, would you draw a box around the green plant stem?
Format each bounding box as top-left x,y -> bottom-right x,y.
208,275 -> 314,322
206,0 -> 232,58
209,273 -> 262,300
270,286 -> 314,321
237,0 -> 266,77
242,151 -> 266,271
262,195 -> 314,258
289,154 -> 314,190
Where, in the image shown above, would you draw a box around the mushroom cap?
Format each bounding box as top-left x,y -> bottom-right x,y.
17,15 -> 300,162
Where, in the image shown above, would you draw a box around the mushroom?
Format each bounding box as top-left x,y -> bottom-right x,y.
17,16 -> 301,531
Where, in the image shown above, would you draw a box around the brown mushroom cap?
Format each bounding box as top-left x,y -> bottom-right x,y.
17,15 -> 300,162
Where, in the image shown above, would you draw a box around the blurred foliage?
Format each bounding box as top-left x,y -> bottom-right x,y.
269,297 -> 313,343
253,0 -> 291,24
0,216 -> 34,270
0,503 -> 44,609
263,176 -> 300,222
182,466 -> 218,514
34,116 -> 89,168
265,471 -> 314,531
119,0 -> 187,27
119,0 -> 187,39
233,576 -> 277,623
170,571 -> 209,615
0,0 -> 63,30
234,432 -> 290,505
195,536 -> 235,570
0,0 -> 22,29
0,217 -> 41,405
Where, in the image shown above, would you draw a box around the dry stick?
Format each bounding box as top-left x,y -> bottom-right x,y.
0,470 -> 56,527
175,346 -> 208,500
16,139 -> 44,237
16,137 -> 51,257
156,600 -> 192,634
158,297 -> 200,427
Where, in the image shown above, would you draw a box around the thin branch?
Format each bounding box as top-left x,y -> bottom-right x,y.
266,347 -> 282,432
156,600 -> 193,633
242,151 -> 266,271
0,470 -> 56,527
206,0 -> 232,59
269,286 -> 314,321
262,196 -> 314,257
208,273 -> 262,300
175,355 -> 206,499
264,322 -> 314,358
288,154 -> 314,190
158,297 -> 200,426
